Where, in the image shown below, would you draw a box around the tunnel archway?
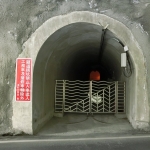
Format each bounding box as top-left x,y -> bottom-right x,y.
12,11 -> 149,134
33,22 -> 126,130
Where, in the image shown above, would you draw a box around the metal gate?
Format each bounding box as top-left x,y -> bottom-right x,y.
55,80 -> 125,114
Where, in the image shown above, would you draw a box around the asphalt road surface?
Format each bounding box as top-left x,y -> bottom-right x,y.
0,134 -> 150,150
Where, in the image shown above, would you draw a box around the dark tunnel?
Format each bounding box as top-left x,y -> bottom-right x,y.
32,22 -> 127,131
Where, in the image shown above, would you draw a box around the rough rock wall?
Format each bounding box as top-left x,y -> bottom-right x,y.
0,0 -> 150,134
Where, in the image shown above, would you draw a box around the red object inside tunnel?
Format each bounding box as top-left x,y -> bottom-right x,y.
89,71 -> 100,81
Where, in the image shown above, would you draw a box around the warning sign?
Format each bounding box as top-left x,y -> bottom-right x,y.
15,58 -> 32,101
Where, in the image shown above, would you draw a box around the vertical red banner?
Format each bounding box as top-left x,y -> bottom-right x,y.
15,58 -> 32,101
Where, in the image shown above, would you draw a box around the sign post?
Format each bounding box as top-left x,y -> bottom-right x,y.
15,58 -> 32,101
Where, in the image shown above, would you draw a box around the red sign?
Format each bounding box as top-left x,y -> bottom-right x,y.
15,58 -> 32,101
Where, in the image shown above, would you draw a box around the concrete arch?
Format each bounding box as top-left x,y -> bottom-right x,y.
12,11 -> 149,134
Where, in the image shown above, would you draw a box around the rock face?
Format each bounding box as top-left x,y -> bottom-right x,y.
0,0 -> 150,134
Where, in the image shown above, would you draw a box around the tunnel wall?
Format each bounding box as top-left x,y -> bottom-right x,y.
1,0 -> 150,135
0,0 -> 149,135
32,22 -> 125,132
11,11 -> 149,134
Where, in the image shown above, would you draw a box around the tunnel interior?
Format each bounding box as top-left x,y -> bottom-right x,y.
56,24 -> 125,81
33,22 -> 130,133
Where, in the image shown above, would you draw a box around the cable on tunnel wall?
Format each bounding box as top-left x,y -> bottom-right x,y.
106,37 -> 133,78
98,26 -> 108,63
96,23 -> 132,79
110,38 -> 132,78
123,52 -> 132,77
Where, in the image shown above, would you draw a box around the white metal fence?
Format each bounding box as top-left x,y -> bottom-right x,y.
55,80 -> 125,114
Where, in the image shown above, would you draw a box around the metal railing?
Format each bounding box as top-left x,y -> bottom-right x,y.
55,80 -> 125,114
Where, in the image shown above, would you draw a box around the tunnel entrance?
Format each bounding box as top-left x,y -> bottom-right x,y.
13,12 -> 149,134
32,22 -> 130,134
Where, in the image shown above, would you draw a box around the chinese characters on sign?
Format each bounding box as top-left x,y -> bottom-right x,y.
16,58 -> 32,101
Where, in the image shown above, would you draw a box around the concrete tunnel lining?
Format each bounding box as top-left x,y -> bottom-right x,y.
12,11 -> 149,134
33,22 -> 125,129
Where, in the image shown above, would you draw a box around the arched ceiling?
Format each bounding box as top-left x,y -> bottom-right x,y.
35,22 -> 124,81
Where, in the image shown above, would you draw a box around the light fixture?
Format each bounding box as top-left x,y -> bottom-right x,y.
124,46 -> 129,52
121,53 -> 127,67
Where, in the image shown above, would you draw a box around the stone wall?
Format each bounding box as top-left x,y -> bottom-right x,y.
0,0 -> 150,134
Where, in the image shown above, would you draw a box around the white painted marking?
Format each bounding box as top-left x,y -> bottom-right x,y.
0,135 -> 150,144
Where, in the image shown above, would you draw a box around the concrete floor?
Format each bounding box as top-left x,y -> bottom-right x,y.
37,113 -> 134,136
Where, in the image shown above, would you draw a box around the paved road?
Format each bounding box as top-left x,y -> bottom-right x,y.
0,135 -> 150,150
